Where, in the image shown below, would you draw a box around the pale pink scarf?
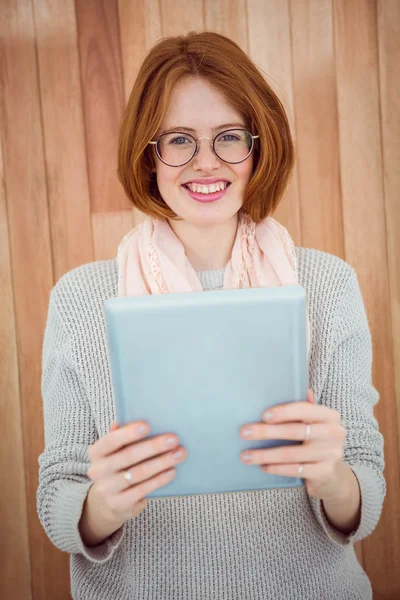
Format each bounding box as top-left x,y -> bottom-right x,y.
117,213 -> 311,361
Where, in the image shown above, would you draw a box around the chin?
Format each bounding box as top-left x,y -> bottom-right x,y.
185,205 -> 240,226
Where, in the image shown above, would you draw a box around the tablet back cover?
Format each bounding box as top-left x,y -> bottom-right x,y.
104,285 -> 308,497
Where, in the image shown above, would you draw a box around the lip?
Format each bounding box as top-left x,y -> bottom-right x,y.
183,177 -> 231,185
182,182 -> 231,203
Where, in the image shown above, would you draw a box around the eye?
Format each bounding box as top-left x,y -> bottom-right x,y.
218,134 -> 240,142
169,136 -> 191,145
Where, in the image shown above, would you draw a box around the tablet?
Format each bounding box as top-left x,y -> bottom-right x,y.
103,285 -> 309,497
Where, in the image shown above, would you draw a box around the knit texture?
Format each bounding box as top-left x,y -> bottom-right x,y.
37,247 -> 385,600
196,267 -> 225,291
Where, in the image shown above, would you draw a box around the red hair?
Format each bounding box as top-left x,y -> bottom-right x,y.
118,31 -> 295,222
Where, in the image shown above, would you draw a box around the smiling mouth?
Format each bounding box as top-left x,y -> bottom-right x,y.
181,181 -> 232,203
182,182 -> 231,194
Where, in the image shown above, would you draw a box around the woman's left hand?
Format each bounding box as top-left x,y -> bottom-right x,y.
240,388 -> 347,501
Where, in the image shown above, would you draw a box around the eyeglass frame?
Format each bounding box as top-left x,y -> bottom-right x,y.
148,128 -> 260,167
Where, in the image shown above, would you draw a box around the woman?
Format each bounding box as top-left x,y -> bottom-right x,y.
37,31 -> 385,600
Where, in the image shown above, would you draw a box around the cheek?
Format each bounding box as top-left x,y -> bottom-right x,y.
156,167 -> 185,189
246,156 -> 254,178
237,163 -> 253,187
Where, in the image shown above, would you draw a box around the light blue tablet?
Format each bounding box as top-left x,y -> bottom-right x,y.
103,285 -> 308,497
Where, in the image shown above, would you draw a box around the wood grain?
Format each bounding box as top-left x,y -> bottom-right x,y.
289,0 -> 344,257
0,82 -> 32,600
377,0 -> 400,499
333,0 -> 400,596
247,0 -> 302,247
34,0 -> 94,281
1,0 -> 70,598
1,1 -> 398,598
118,0 -> 162,104
92,209 -> 135,261
75,0 -> 130,213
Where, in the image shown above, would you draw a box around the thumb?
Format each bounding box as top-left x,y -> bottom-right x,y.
132,498 -> 148,517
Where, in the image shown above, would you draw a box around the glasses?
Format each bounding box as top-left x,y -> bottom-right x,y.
148,128 -> 260,167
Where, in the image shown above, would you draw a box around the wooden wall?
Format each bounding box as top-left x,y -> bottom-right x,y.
1,0 -> 399,598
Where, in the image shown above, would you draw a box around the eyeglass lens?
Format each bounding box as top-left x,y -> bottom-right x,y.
156,129 -> 254,166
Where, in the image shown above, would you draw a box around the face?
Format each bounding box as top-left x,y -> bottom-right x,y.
152,76 -> 254,229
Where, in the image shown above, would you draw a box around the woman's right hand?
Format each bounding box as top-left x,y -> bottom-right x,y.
87,420 -> 187,525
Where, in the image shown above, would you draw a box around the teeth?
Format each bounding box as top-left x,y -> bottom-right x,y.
186,181 -> 228,194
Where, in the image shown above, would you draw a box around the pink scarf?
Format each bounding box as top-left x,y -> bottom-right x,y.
117,213 -> 311,361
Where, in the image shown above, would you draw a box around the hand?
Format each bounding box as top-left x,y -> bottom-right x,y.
239,388 -> 347,501
87,420 -> 187,524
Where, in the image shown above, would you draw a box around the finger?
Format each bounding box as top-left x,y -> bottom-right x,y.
89,421 -> 151,461
106,446 -> 187,493
260,461 -> 331,481
240,422 -> 346,443
110,421 -> 119,431
117,467 -> 177,510
262,401 -> 341,425
307,389 -> 314,403
240,443 -> 338,465
132,498 -> 147,518
89,433 -> 181,480
260,462 -> 310,478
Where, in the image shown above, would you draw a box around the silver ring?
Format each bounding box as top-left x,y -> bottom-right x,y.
297,464 -> 304,477
123,469 -> 133,483
304,424 -> 311,441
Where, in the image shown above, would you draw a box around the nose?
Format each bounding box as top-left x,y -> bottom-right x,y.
191,137 -> 221,170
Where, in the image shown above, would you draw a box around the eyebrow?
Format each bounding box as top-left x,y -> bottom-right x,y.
161,122 -> 246,134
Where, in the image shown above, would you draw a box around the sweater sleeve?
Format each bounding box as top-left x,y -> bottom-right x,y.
36,290 -> 126,563
308,268 -> 386,546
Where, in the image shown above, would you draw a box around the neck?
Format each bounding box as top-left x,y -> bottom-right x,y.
167,214 -> 239,272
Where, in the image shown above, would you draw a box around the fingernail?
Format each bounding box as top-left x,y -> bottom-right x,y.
164,468 -> 175,479
242,452 -> 253,463
263,411 -> 274,421
242,427 -> 253,437
137,424 -> 148,435
172,449 -> 184,460
164,436 -> 177,448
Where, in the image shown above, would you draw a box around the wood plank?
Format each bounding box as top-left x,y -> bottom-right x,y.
377,0 -> 400,494
205,0 -> 248,49
132,208 -> 146,228
118,0 -> 162,104
333,0 -> 400,596
247,0 -> 302,246
0,0 -> 70,598
33,0 -> 93,281
289,0 -> 344,255
92,209 -> 135,261
158,0 -> 203,37
0,79 -> 32,600
75,0 -> 131,213
117,0 -> 163,228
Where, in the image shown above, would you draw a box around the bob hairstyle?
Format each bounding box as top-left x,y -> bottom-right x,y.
117,31 -> 295,223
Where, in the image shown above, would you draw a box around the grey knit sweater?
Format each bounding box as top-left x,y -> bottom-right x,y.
37,247 -> 385,600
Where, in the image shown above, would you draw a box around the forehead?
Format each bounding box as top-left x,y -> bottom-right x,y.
161,76 -> 245,132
